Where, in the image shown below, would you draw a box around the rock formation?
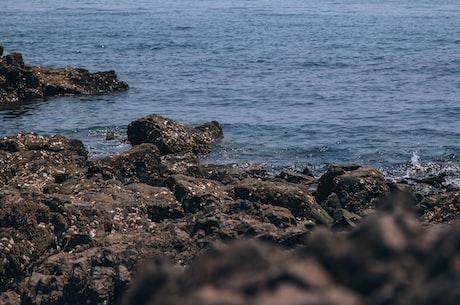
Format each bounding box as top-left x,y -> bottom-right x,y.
0,52 -> 128,102
0,115 -> 458,305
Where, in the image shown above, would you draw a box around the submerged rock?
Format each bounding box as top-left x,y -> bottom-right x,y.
0,52 -> 128,102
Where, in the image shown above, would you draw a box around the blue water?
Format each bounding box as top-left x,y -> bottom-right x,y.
1,0 -> 459,184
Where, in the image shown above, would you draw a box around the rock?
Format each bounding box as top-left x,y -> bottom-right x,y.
233,178 -> 333,225
0,291 -> 20,305
121,240 -> 361,305
0,45 -> 3,56
0,51 -> 128,102
160,152 -> 203,178
119,207 -> 460,305
417,190 -> 460,224
276,169 -> 317,185
1,115 -> 459,305
165,174 -> 229,214
127,114 -> 223,155
88,143 -> 163,185
0,133 -> 88,191
202,163 -> 268,185
316,164 -> 390,214
125,184 -> 184,222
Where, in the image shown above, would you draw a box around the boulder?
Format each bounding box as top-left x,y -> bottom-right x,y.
165,174 -> 229,214
316,164 -> 390,215
233,178 -> 333,225
417,190 -> 460,224
0,133 -> 88,190
88,143 -> 163,185
0,51 -> 128,102
120,240 -> 361,305
122,208 -> 460,305
127,114 -> 223,155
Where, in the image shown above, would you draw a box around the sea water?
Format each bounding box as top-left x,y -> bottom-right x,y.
1,0 -> 459,184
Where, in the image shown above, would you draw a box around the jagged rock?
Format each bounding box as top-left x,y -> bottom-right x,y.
233,178 -> 333,225
121,240 -> 361,305
417,190 -> 460,224
0,291 -> 20,305
202,163 -> 268,185
88,143 -> 163,185
127,114 -> 223,155
122,208 -> 460,305
0,133 -> 88,190
316,164 -> 390,214
0,52 -> 128,102
1,115 -> 459,305
160,152 -> 203,178
276,169 -> 317,185
125,184 -> 184,222
165,174 -> 229,214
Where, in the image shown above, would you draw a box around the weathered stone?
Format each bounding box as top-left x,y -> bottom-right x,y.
233,178 -> 333,225
127,114 -> 223,155
125,184 -> 184,222
0,52 -> 128,102
0,291 -> 20,305
121,241 -> 361,305
418,190 -> 460,224
317,164 -> 390,214
276,169 -> 317,185
1,115 -> 459,305
88,143 -> 162,185
165,174 -> 229,213
0,133 -> 88,191
160,151 -> 203,177
202,163 -> 268,185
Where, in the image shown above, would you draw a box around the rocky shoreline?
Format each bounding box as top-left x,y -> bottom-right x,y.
0,50 -> 128,103
0,114 -> 459,305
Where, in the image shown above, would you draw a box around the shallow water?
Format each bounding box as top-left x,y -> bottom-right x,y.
1,0 -> 459,184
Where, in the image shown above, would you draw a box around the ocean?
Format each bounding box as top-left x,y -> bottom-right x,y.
1,0 -> 459,185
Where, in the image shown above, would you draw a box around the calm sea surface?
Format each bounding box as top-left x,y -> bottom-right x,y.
1,0 -> 459,184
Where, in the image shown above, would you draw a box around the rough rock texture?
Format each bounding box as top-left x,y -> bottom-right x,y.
0,52 -> 128,102
127,114 -> 223,155
122,209 -> 460,305
233,178 -> 332,225
0,115 -> 458,305
316,164 -> 390,225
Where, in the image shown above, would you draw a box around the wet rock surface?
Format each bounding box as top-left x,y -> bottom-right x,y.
127,114 -> 223,155
0,52 -> 128,102
0,115 -> 459,305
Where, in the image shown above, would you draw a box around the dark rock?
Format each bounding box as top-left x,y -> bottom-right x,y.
160,152 -> 203,177
0,45 -> 3,56
165,174 -> 229,214
125,184 -> 184,222
1,115 -> 459,305
0,51 -> 128,102
202,163 -> 268,185
0,291 -> 20,305
317,164 -> 390,214
127,114 -> 223,155
417,191 -> 460,224
0,133 -> 88,190
233,178 -> 333,225
276,169 -> 317,185
121,240 -> 361,305
119,211 -> 460,305
88,143 -> 162,185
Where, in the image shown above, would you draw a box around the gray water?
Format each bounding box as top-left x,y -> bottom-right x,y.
1,0 -> 459,184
